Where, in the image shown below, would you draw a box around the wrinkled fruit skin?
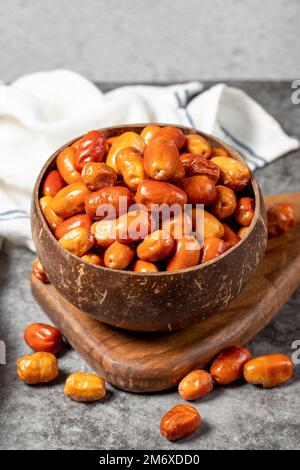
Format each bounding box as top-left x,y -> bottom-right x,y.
116,147 -> 145,190
170,161 -> 186,182
209,185 -> 237,220
81,162 -> 117,191
267,203 -> 296,238
17,352 -> 59,384
210,345 -> 252,385
64,372 -> 106,402
24,323 -> 63,353
178,370 -> 214,401
74,130 -> 106,170
106,131 -> 145,173
211,156 -> 251,192
160,404 -> 201,441
180,153 -> 220,181
234,197 -> 255,226
243,354 -> 293,388
144,136 -> 179,181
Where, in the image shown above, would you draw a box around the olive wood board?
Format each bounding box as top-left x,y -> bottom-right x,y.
31,192 -> 300,392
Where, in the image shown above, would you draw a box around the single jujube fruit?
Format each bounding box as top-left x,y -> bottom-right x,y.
160,405 -> 201,441
144,136 -> 179,181
24,323 -> 63,353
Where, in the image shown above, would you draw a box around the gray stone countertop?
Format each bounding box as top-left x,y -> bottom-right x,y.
0,81 -> 299,450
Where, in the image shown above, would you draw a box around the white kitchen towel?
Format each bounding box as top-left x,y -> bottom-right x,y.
0,69 -> 299,251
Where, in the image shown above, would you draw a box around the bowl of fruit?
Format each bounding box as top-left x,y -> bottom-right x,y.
31,124 -> 267,331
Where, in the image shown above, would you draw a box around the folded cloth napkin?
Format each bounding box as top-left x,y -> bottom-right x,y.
0,70 -> 298,251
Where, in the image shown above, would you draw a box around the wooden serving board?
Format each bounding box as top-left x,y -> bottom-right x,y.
31,192 -> 300,392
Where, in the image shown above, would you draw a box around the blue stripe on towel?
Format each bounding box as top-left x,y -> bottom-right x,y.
174,91 -> 184,108
173,90 -> 266,170
219,124 -> 267,165
0,209 -> 30,220
0,209 -> 28,216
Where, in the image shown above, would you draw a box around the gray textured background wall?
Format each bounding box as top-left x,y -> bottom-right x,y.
1,0 -> 299,82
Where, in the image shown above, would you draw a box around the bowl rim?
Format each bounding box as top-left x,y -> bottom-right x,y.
33,123 -> 263,276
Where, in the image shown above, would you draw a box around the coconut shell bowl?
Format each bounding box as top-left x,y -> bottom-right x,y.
31,124 -> 267,332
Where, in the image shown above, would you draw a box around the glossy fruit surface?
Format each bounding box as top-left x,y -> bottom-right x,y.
64,372 -> 106,402
210,345 -> 252,384
24,323 -> 63,353
160,405 -> 201,441
17,352 -> 59,384
243,354 -> 293,388
178,370 -> 214,401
